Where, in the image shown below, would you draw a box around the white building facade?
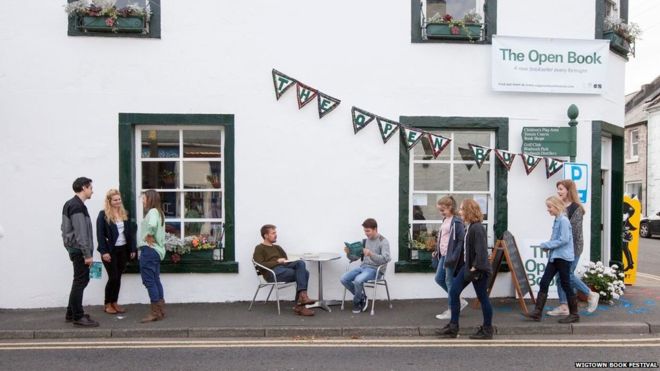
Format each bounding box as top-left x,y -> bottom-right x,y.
0,0 -> 628,308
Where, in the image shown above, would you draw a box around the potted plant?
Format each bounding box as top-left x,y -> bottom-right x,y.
426,9 -> 482,41
579,261 -> 625,304
161,169 -> 176,186
603,16 -> 641,56
206,174 -> 221,189
65,0 -> 151,33
410,231 -> 435,261
164,233 -> 191,264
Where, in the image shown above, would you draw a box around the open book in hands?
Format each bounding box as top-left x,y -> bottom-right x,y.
344,241 -> 364,261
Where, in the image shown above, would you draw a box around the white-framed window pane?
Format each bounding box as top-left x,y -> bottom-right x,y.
413,163 -> 451,191
183,161 -> 222,189
160,192 -> 181,218
184,221 -> 223,238
631,129 -> 639,157
453,132 -> 490,160
142,161 -> 179,189
413,132 -> 452,161
141,130 -> 179,158
184,192 -> 222,219
426,0 -> 478,19
183,130 -> 222,158
454,163 -> 490,191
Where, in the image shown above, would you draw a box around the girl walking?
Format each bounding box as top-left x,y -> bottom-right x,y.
432,196 -> 467,319
139,190 -> 166,323
524,196 -> 579,323
547,180 -> 599,316
96,189 -> 136,314
437,199 -> 493,339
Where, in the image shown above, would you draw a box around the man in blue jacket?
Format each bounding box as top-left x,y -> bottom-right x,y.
61,177 -> 99,327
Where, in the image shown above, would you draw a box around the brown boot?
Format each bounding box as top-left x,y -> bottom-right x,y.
140,303 -> 161,323
111,303 -> 126,314
523,292 -> 547,322
157,299 -> 166,318
104,303 -> 118,314
293,304 -> 315,316
297,291 -> 316,305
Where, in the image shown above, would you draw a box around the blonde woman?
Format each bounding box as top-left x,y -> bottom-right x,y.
523,196 -> 579,324
139,190 -> 166,323
547,180 -> 599,316
96,189 -> 136,314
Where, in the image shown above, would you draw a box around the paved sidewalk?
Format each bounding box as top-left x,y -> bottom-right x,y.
1,284 -> 658,339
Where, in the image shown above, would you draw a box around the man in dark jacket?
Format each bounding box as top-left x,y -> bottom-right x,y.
61,177 -> 99,327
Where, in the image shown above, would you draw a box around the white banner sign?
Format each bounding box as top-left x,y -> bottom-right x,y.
492,36 -> 610,94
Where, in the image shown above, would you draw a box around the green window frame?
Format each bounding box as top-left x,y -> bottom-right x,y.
411,0 -> 497,44
67,0 -> 161,39
395,116 -> 508,273
119,113 -> 237,273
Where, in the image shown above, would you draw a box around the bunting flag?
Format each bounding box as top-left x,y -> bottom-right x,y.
468,144 -> 492,169
296,82 -> 318,109
521,153 -> 543,175
458,147 -> 475,170
376,117 -> 400,144
428,133 -> 451,158
272,69 -> 296,100
317,92 -> 341,118
494,149 -> 516,171
544,157 -> 564,179
403,127 -> 424,150
351,107 -> 376,134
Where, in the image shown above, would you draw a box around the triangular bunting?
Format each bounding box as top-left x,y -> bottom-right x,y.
427,133 -> 451,158
272,69 -> 296,100
521,153 -> 543,175
296,82 -> 318,109
468,144 -> 492,169
351,107 -> 376,134
376,117 -> 400,144
317,92 -> 341,118
458,147 -> 475,171
494,149 -> 516,171
544,157 -> 564,179
403,127 -> 425,150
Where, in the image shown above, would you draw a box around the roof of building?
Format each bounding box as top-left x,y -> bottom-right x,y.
625,75 -> 660,126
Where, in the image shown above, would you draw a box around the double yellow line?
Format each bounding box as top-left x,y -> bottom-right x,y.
1,338 -> 659,350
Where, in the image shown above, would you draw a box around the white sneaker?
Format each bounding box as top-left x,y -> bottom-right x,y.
547,306 -> 569,316
459,298 -> 469,312
435,309 -> 451,320
587,292 -> 600,313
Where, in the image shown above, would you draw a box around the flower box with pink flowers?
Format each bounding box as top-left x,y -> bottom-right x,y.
425,9 -> 482,41
66,0 -> 151,34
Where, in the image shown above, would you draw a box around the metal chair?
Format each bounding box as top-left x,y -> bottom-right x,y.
248,259 -> 296,315
341,262 -> 392,315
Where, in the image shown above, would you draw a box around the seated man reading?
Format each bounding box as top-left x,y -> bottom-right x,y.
252,224 -> 316,316
340,218 -> 391,314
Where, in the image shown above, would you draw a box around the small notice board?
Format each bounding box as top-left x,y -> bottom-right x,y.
487,231 -> 536,314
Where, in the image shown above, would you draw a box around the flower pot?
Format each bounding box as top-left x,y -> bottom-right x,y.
603,30 -> 631,56
426,23 -> 482,40
79,16 -> 145,33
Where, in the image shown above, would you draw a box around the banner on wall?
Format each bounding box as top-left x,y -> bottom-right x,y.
623,195 -> 641,285
492,36 -> 609,94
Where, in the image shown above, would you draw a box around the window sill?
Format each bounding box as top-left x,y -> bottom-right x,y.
625,157 -> 639,164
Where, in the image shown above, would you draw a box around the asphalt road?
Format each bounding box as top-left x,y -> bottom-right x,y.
638,236 -> 660,275
1,337 -> 659,371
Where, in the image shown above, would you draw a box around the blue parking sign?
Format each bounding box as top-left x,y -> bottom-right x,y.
563,163 -> 588,204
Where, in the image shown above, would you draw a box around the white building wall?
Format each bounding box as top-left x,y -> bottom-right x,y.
0,0 -> 624,308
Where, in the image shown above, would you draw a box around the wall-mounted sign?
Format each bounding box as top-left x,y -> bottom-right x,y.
492,36 -> 609,94
521,127 -> 572,156
563,163 -> 589,204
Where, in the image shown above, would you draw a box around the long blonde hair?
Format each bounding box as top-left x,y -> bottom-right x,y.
556,179 -> 585,213
104,189 -> 129,223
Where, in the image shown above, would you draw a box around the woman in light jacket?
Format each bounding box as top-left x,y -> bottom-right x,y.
524,196 -> 579,323
96,189 -> 136,314
437,199 -> 493,340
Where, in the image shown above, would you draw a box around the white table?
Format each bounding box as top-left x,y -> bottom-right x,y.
299,252 -> 342,312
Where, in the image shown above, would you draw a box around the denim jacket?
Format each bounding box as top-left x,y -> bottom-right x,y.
540,214 -> 574,262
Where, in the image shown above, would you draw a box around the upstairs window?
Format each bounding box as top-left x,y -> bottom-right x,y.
629,128 -> 639,159
412,0 -> 495,44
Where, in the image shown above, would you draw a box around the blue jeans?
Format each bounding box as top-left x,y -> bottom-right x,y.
341,266 -> 377,305
268,260 -> 309,300
555,256 -> 590,304
449,266 -> 492,327
434,255 -> 456,308
139,246 -> 164,303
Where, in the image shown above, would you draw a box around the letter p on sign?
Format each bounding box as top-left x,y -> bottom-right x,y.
563,163 -> 589,204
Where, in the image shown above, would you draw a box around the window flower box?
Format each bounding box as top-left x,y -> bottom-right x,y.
80,15 -> 145,33
603,30 -> 632,56
603,16 -> 640,57
426,23 -> 482,40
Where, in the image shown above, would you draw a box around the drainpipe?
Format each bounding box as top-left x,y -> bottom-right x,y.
567,104 -> 579,162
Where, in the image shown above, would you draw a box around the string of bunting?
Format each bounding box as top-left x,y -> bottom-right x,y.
273,68 -> 566,178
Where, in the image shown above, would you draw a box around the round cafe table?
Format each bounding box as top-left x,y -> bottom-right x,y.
299,252 -> 342,312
